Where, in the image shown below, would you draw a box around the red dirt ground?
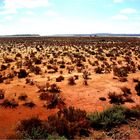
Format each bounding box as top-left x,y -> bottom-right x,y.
0,72 -> 140,138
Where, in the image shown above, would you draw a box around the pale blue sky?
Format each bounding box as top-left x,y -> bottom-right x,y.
0,0 -> 140,35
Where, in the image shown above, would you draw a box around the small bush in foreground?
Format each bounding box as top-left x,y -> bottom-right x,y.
47,134 -> 67,140
16,117 -> 48,139
87,105 -> 140,131
87,106 -> 127,130
15,105 -> 140,139
16,107 -> 89,139
46,107 -> 90,138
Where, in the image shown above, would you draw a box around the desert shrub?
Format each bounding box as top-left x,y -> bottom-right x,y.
26,78 -> 34,85
18,69 -> 28,78
33,66 -> 41,75
83,80 -> 88,86
60,64 -> 65,69
67,66 -> 74,74
99,97 -> 106,101
125,106 -> 140,119
47,64 -> 53,69
46,107 -> 89,138
48,69 -> 56,74
119,77 -> 128,82
77,67 -> 82,73
16,61 -> 22,69
68,77 -> 76,85
138,65 -> 140,70
18,93 -> 28,101
74,75 -> 79,80
46,94 -> 65,109
1,64 -> 8,71
30,65 -> 41,75
113,67 -> 128,77
16,117 -> 48,139
124,96 -> 134,103
7,72 -> 15,79
131,105 -> 140,117
34,57 -> 42,65
52,65 -> 58,72
16,118 -> 67,139
0,99 -> 18,108
135,82 -> 140,96
76,61 -> 83,67
23,59 -> 32,68
133,78 -> 139,83
83,71 -> 90,80
94,67 -> 103,74
15,52 -> 22,58
108,92 -> 124,105
56,76 -> 64,82
48,84 -> 61,93
46,99 -> 57,109
121,87 -> 131,95
60,70 -> 63,74
23,101 -> 36,108
4,57 -> 14,63
39,92 -> 48,100
0,89 -> 5,99
37,84 -> 49,93
47,134 -> 67,140
0,74 -> 4,83
87,105 -> 127,130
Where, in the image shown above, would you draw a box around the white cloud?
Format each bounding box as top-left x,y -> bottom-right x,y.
44,10 -> 58,17
25,11 -> 34,15
18,17 -> 33,23
0,9 -> 17,15
4,16 -> 13,20
3,0 -> 50,9
113,0 -> 124,3
120,8 -> 137,14
112,14 -> 128,20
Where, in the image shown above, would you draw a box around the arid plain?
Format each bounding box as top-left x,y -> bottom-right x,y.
0,37 -> 140,139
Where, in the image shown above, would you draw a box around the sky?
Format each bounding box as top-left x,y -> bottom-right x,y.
0,0 -> 140,35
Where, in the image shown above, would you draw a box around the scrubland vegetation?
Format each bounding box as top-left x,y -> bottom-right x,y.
0,36 -> 140,139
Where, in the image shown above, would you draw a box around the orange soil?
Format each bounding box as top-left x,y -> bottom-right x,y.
0,72 -> 140,138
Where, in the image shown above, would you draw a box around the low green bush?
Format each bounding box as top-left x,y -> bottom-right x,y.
87,105 -> 127,130
16,117 -> 48,139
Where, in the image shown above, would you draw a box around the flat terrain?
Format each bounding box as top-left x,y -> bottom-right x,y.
0,37 -> 140,139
